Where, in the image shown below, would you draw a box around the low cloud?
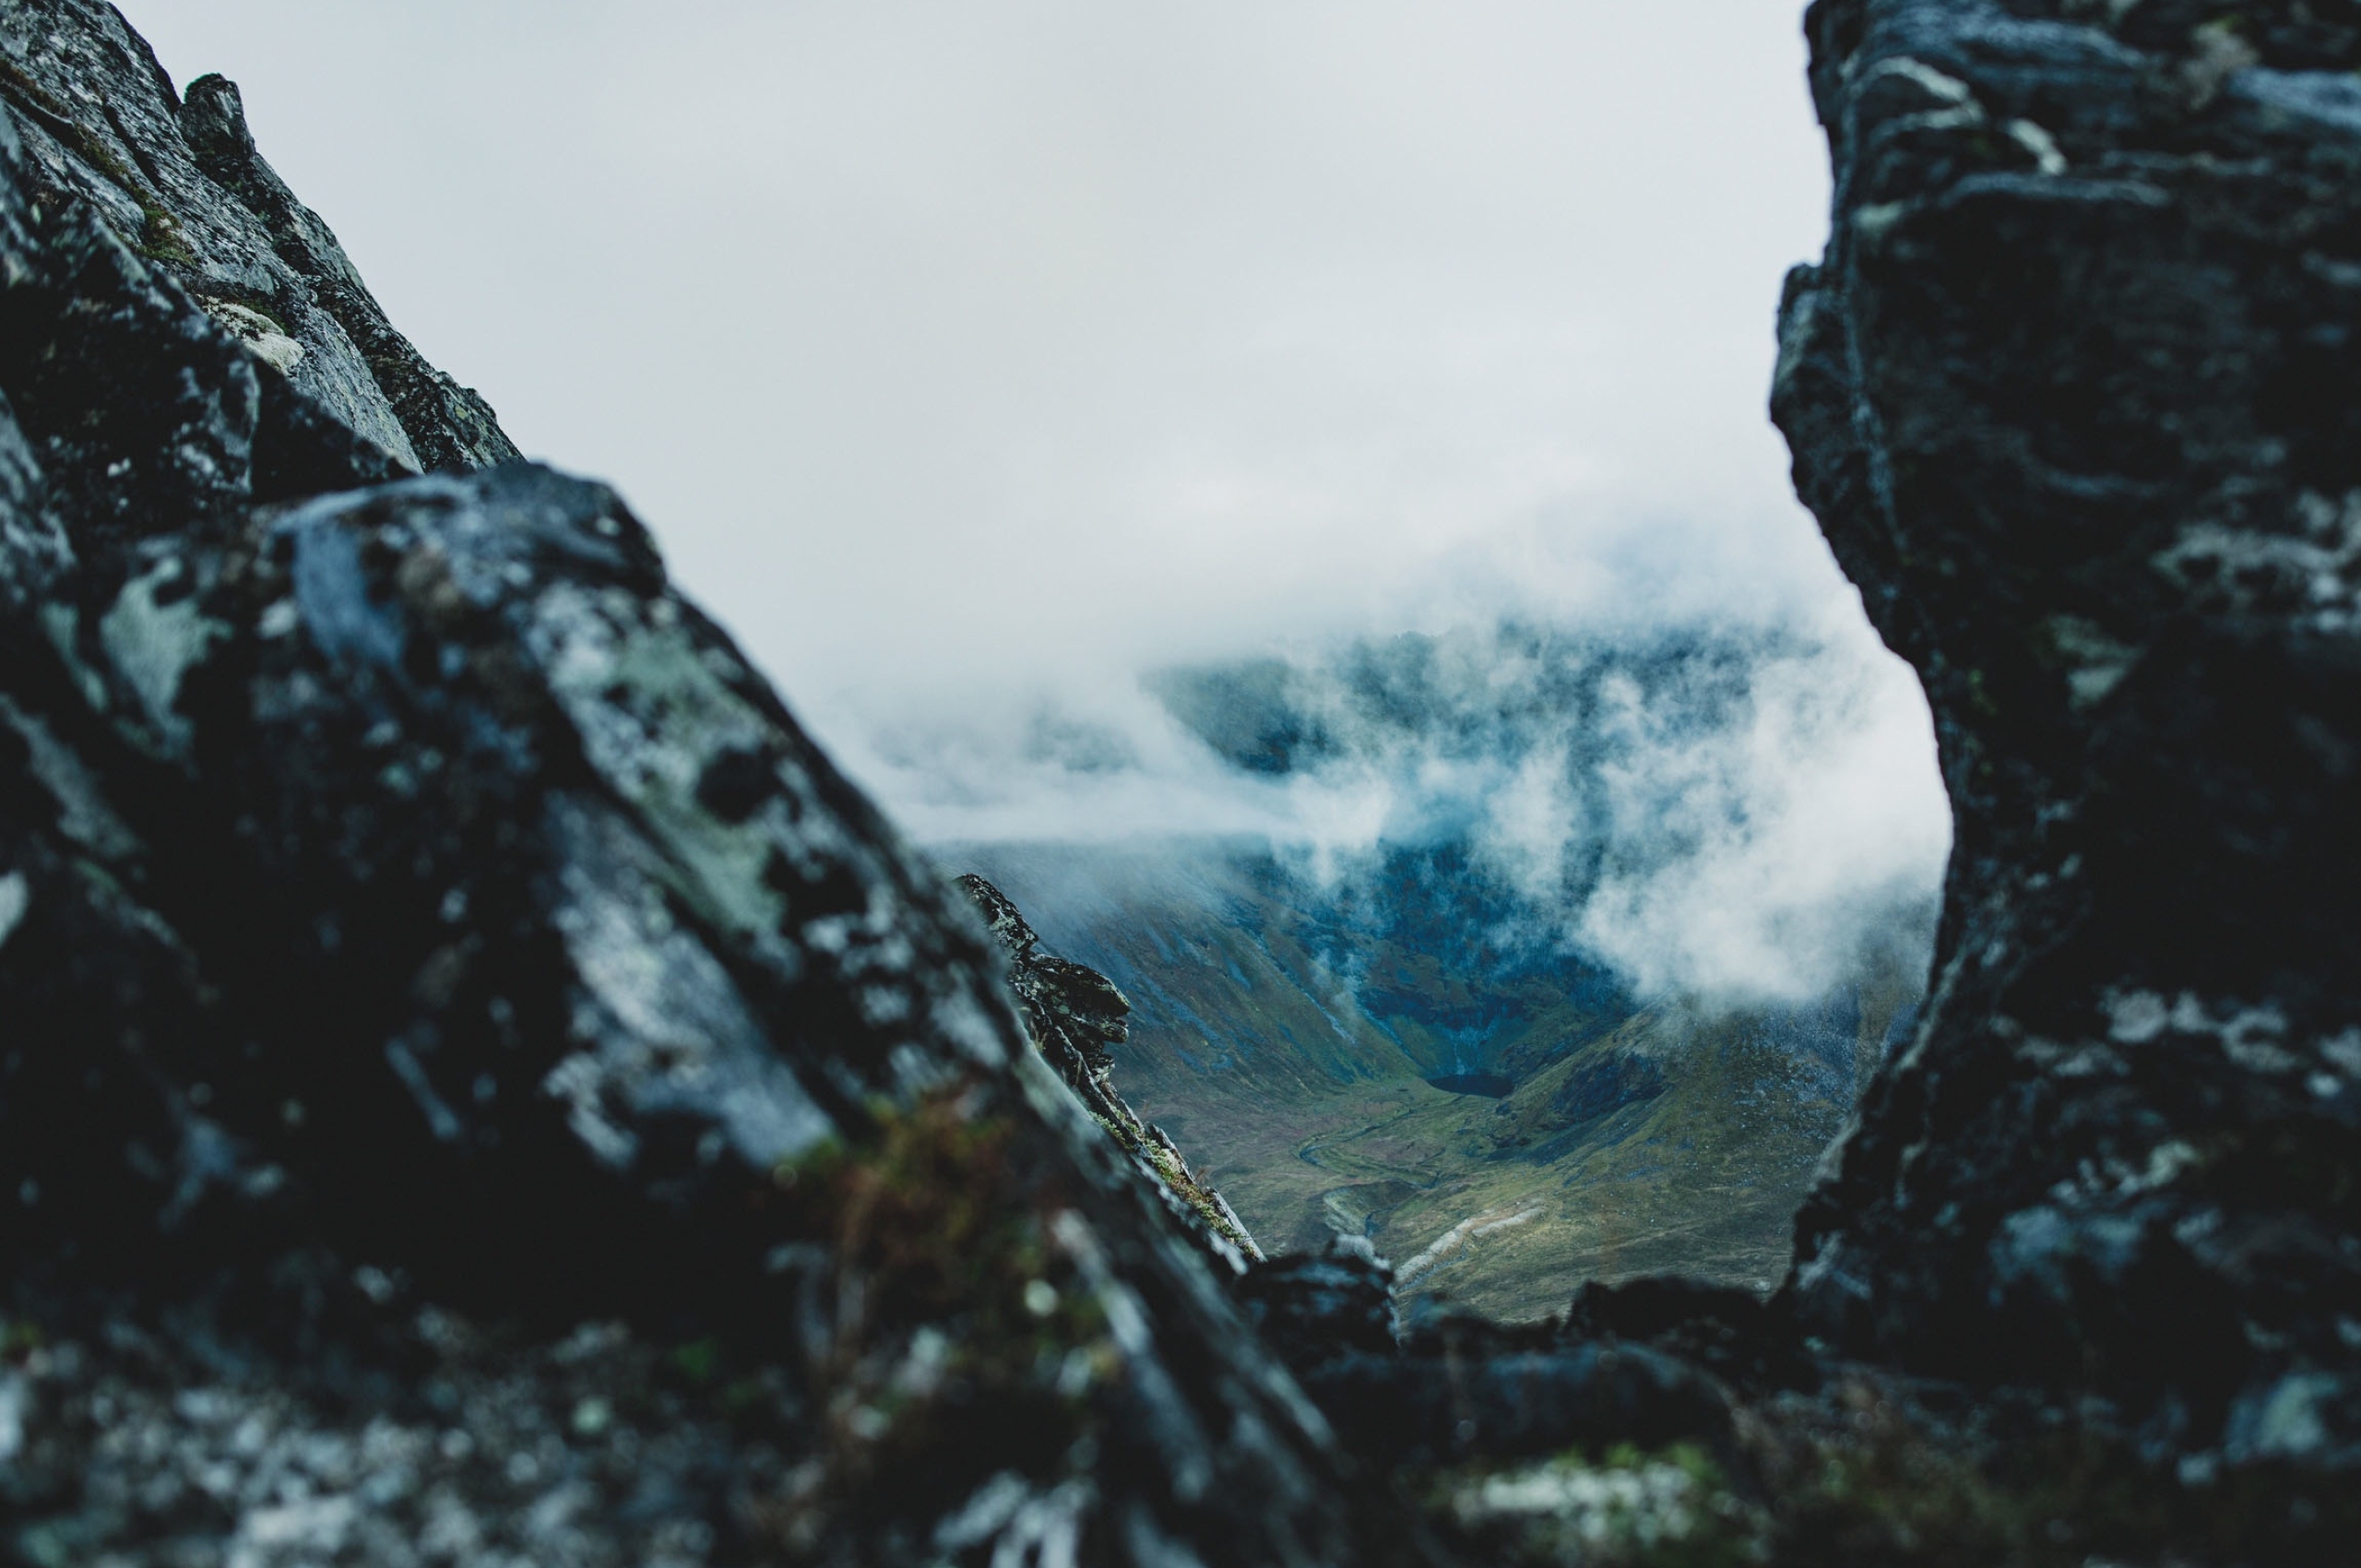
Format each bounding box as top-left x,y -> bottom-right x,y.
862,598 -> 1950,1008
111,0 -> 1944,1004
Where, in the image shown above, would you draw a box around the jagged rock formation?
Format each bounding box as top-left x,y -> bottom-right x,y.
0,2 -> 514,473
956,874 -> 1264,1265
1775,0 -> 2361,1468
0,6 -> 1432,1563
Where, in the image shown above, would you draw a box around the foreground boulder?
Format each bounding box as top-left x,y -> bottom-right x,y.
1774,0 -> 2361,1467
0,5 -> 1431,1562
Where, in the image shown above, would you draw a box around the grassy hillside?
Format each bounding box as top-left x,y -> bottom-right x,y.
945,840 -> 1908,1324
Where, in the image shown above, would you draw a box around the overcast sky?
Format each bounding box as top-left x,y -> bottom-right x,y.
113,1 -> 1952,997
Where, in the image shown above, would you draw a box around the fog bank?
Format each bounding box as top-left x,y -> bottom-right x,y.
113,0 -> 1948,1000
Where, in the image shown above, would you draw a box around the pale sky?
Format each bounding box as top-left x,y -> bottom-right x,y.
111,1 -> 1952,998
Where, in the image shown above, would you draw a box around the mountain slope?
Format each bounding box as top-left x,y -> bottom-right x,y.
953,839 -> 1912,1321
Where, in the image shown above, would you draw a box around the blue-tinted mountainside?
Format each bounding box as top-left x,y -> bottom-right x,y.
1140,620 -> 1945,1004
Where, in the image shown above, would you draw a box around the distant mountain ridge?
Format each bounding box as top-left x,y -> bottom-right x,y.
953,837 -> 1918,1321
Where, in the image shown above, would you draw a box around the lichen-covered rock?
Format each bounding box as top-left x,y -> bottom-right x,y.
1,1280 -> 796,1568
0,13 -> 1434,1562
1774,0 -> 2361,1467
957,873 -> 1264,1267
0,0 -> 516,472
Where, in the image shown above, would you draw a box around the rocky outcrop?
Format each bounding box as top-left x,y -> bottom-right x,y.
0,0 -> 515,472
956,873 -> 1264,1265
0,8 -> 1431,1562
1774,0 -> 2361,1467
1233,1240 -> 1741,1484
1232,1235 -> 1400,1361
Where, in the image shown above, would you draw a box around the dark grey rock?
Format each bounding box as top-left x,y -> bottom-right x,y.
1234,1236 -> 1400,1371
1300,1339 -> 1735,1470
1239,1244 -> 1745,1480
0,12 -> 1435,1562
1563,1277 -> 1815,1398
956,873 -> 1264,1265
1774,0 -> 2361,1466
0,0 -> 516,473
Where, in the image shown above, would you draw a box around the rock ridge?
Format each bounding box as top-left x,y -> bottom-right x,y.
0,0 -> 516,473
956,873 -> 1265,1266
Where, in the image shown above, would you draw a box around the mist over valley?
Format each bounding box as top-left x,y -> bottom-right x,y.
934,612 -> 1944,1318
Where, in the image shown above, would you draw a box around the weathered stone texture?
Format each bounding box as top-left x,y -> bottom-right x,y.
0,12 -> 1427,1562
16,0 -> 2361,1559
0,0 -> 517,472
1775,0 -> 2361,1463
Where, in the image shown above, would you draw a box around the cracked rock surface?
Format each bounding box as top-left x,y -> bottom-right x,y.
1775,0 -> 2361,1466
